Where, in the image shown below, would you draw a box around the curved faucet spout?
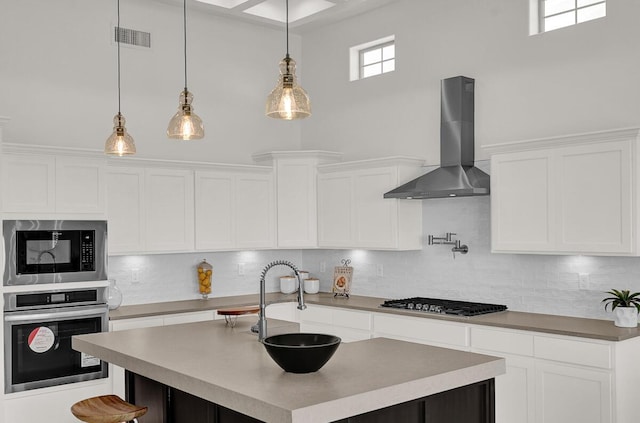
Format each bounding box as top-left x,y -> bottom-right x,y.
256,260 -> 307,341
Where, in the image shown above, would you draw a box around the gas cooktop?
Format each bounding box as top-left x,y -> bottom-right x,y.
380,297 -> 507,317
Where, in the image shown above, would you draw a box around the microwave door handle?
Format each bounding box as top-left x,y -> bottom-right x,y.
4,306 -> 107,323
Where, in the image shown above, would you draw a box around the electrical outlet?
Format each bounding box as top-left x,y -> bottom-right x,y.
131,268 -> 140,283
376,264 -> 384,277
238,263 -> 245,276
579,273 -> 590,289
319,262 -> 326,273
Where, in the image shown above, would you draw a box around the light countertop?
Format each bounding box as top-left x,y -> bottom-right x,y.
109,292 -> 640,342
74,317 -> 505,423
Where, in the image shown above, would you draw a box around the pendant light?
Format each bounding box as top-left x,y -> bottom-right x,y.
265,0 -> 311,120
105,0 -> 136,156
167,0 -> 204,140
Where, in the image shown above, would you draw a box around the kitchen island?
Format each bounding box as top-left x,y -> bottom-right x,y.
73,317 -> 505,423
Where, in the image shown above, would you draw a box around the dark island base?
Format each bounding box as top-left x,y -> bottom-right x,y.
126,371 -> 495,423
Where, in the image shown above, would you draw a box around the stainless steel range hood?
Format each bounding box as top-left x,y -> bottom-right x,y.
384,76 -> 490,199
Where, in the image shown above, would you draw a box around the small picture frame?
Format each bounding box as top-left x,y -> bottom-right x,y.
332,259 -> 353,298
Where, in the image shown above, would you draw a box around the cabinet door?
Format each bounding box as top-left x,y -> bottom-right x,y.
491,150 -> 555,252
195,171 -> 234,250
353,168 -> 398,248
556,140 -> 632,253
535,361 -> 612,423
145,168 -> 194,252
56,157 -> 106,214
317,173 -> 352,247
235,172 -> 275,249
107,167 -> 145,253
276,161 -> 318,247
1,154 -> 55,212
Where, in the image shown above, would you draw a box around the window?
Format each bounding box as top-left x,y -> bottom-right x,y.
538,0 -> 606,33
349,36 -> 395,81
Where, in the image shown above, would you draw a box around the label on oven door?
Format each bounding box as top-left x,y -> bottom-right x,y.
28,327 -> 55,353
81,352 -> 101,367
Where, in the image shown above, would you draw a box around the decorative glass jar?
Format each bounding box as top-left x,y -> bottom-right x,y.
197,259 -> 212,299
107,279 -> 123,310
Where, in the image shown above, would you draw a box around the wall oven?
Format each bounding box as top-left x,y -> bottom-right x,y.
3,287 -> 109,393
3,220 -> 107,285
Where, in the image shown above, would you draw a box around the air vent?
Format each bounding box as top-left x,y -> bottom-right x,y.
114,26 -> 151,48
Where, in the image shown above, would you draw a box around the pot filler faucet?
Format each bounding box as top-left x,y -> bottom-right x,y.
428,232 -> 469,259
253,260 -> 307,341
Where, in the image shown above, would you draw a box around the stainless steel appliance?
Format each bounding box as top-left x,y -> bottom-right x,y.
380,297 -> 507,316
3,286 -> 109,393
384,76 -> 490,199
3,220 -> 107,285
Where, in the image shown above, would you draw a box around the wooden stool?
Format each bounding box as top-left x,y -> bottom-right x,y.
71,395 -> 148,423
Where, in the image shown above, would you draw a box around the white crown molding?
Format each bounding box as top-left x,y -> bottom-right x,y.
252,150 -> 343,165
483,127 -> 640,155
317,156 -> 425,173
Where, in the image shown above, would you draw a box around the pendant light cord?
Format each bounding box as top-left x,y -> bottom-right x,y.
285,0 -> 289,58
183,0 -> 188,91
117,0 -> 122,115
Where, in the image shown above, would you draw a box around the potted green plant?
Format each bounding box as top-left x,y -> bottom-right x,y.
602,289 -> 640,328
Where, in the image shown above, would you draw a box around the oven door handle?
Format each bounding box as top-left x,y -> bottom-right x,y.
4,306 -> 108,323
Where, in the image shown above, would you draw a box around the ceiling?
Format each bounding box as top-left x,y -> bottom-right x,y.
162,0 -> 398,32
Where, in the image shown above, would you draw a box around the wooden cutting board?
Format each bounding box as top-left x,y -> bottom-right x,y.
216,305 -> 260,316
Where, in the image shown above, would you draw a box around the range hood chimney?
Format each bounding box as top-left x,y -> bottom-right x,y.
384,76 -> 489,199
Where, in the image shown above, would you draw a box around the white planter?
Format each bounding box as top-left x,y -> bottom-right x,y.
614,307 -> 638,328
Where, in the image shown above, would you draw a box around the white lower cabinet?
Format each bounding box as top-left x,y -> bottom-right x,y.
470,326 -> 614,423
535,361 -> 612,423
265,302 -> 300,322
299,304 -> 371,342
4,380 -> 112,423
372,312 -> 469,350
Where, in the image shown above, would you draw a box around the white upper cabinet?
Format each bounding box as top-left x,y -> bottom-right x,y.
1,146 -> 106,216
195,166 -> 275,250
144,168 -> 194,252
487,128 -> 638,255
253,151 -> 342,248
2,153 -> 55,213
55,157 -> 106,214
317,157 -> 424,250
107,166 -> 145,254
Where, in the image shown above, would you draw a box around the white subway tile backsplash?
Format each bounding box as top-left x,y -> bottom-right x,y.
109,195 -> 640,322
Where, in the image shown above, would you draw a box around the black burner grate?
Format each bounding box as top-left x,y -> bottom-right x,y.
380,297 -> 507,316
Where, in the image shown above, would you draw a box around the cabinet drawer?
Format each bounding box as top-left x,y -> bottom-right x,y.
301,305 -> 332,324
300,305 -> 372,331
471,327 -> 534,356
300,322 -> 370,343
332,308 -> 371,331
163,311 -> 215,325
534,336 -> 612,369
110,317 -> 164,331
373,314 -> 468,348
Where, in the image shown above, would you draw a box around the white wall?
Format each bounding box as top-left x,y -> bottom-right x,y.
300,0 -> 640,164
0,0 -> 303,163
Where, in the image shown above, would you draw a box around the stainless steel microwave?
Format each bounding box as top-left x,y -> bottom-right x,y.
3,220 -> 107,285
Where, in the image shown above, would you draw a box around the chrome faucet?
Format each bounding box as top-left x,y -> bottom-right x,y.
254,260 -> 307,341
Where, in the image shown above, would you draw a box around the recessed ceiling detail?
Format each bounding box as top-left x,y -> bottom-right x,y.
243,0 -> 335,23
187,0 -> 398,31
194,0 -> 250,9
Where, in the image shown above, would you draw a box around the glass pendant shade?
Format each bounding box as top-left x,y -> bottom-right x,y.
266,57 -> 311,120
104,113 -> 136,156
167,89 -> 204,140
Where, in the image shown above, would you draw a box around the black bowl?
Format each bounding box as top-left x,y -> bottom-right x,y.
263,333 -> 341,373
